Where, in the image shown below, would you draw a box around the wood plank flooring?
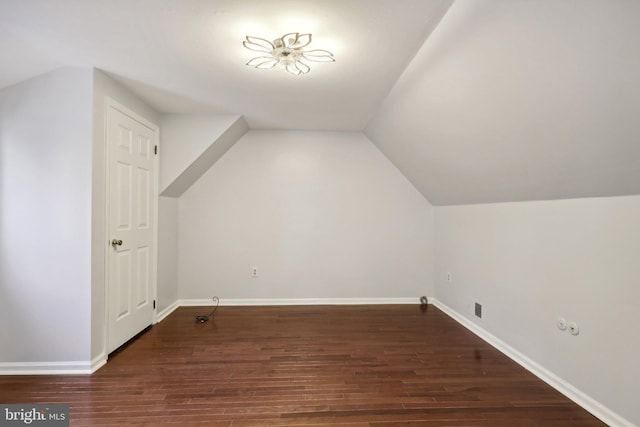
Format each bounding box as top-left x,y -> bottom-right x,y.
0,305 -> 606,426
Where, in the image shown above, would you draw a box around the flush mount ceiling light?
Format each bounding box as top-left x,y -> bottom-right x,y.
243,32 -> 335,76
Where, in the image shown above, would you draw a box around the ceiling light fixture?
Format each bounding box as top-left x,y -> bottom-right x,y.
243,32 -> 335,76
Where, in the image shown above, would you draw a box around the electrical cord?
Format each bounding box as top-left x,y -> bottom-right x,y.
419,295 -> 428,312
195,296 -> 220,323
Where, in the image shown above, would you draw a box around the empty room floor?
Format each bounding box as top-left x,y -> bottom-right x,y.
0,305 -> 605,426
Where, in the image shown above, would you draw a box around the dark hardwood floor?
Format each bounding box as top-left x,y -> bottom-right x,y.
0,305 -> 606,426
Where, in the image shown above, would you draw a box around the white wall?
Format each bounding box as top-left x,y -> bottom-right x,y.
91,69 -> 161,362
157,113 -> 247,312
159,113 -> 241,194
434,195 -> 640,426
0,68 -> 93,365
157,196 -> 178,312
179,130 -> 433,301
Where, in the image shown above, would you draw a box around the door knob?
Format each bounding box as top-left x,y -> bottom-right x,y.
111,239 -> 123,247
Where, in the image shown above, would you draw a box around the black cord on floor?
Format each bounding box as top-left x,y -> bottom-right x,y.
195,296 -> 220,323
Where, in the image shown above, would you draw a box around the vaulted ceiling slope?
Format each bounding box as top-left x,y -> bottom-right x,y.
0,0 -> 453,130
2,1 -> 639,206
366,0 -> 640,205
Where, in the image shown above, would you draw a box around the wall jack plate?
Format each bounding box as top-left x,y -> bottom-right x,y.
474,302 -> 482,318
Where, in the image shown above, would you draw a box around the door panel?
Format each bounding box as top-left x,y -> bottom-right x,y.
116,251 -> 132,320
137,167 -> 150,228
107,104 -> 157,353
117,162 -> 132,229
136,246 -> 150,308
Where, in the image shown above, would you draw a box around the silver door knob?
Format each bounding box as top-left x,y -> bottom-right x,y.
111,239 -> 123,247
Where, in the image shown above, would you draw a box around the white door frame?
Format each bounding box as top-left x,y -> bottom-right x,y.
103,96 -> 159,355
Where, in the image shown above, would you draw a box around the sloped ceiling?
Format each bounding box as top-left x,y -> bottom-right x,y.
1,0 -> 639,205
366,0 -> 640,205
0,0 -> 453,130
160,114 -> 249,197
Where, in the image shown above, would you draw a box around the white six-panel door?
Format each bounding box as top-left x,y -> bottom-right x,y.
107,102 -> 157,354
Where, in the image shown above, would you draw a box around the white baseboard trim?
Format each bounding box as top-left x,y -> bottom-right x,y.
155,300 -> 180,323
0,353 -> 107,376
0,361 -> 93,375
430,298 -> 633,427
91,353 -> 107,373
179,297 -> 420,306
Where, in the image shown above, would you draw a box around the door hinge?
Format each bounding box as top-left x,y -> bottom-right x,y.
153,300 -> 156,309
154,145 -> 158,155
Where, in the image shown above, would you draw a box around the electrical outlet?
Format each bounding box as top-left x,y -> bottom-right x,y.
446,272 -> 453,284
251,267 -> 258,277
